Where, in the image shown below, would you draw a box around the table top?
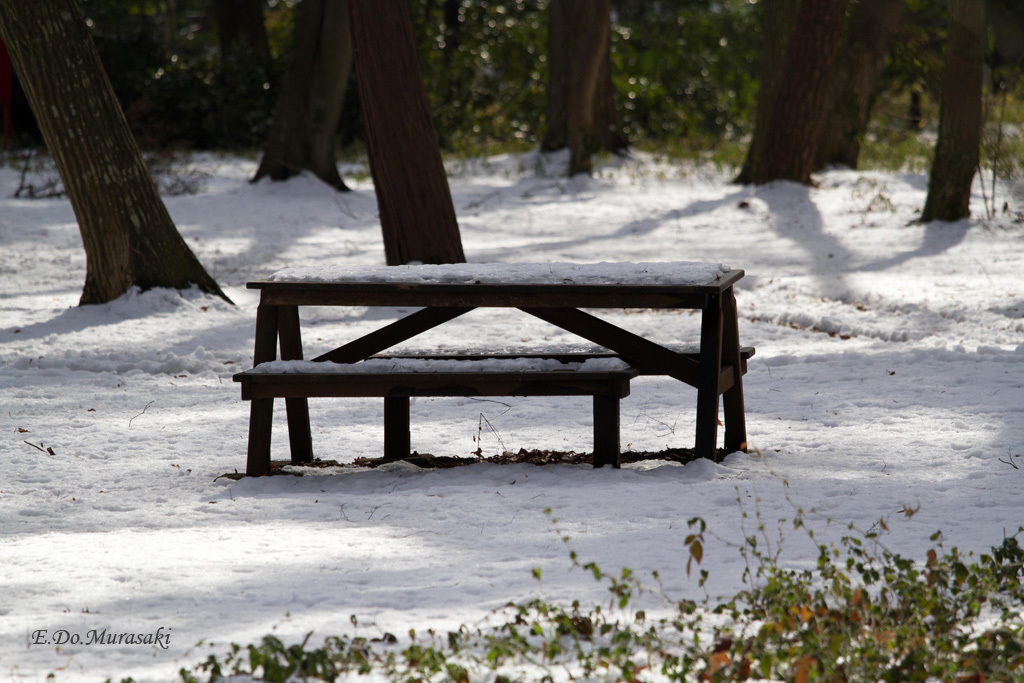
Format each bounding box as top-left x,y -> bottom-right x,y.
249,262 -> 743,308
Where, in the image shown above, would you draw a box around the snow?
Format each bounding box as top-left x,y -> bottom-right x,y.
246,357 -> 633,374
266,261 -> 730,286
2,150 -> 1024,681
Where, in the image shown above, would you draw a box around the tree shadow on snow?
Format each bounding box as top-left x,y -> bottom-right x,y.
858,219 -> 970,273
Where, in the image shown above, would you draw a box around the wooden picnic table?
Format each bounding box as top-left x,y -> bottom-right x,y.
235,262 -> 751,475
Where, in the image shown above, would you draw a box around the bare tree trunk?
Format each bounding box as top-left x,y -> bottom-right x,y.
593,45 -> 628,152
0,0 -> 229,306
735,0 -> 802,184
921,0 -> 985,222
815,0 -> 906,170
213,0 -> 271,63
349,0 -> 465,265
253,0 -> 352,191
542,0 -> 571,152
542,0 -> 625,175
748,0 -> 850,185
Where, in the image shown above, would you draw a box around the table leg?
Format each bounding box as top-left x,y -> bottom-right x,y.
278,305 -> 313,464
721,287 -> 748,453
695,292 -> 723,460
384,397 -> 411,460
592,396 -> 621,468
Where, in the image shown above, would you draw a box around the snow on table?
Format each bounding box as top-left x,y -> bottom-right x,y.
265,261 -> 730,286
247,357 -> 632,374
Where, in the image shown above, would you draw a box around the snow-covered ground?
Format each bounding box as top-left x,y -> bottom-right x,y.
2,151 -> 1023,681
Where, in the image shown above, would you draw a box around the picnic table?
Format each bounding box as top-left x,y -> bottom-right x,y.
234,262 -> 752,476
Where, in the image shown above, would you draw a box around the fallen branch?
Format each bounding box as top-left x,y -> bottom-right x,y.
128,400 -> 155,428
24,441 -> 55,455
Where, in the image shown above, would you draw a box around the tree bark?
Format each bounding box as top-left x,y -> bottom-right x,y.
213,0 -> 271,63
542,0 -> 626,176
748,0 -> 850,185
349,0 -> 465,265
921,0 -> 985,222
735,0 -> 802,184
0,0 -> 229,306
815,0 -> 906,170
253,0 -> 352,191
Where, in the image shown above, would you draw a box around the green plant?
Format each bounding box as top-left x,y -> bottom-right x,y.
180,510 -> 1024,683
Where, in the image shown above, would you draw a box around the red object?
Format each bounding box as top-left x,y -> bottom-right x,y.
0,36 -> 10,141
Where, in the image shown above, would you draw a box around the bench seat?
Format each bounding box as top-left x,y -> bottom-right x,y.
371,346 -> 756,378
233,358 -> 639,468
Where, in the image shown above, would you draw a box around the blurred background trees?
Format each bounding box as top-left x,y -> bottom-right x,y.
1,0 -> 1023,212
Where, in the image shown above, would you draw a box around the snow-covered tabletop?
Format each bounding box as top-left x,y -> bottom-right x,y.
265,261 -> 730,287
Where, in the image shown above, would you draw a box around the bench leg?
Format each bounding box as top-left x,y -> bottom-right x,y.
695,291 -> 723,461
721,288 -> 748,453
592,396 -> 621,468
246,303 -> 281,477
383,397 -> 411,460
246,398 -> 274,476
278,306 -> 314,464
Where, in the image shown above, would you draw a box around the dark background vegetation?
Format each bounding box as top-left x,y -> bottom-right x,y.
4,0 -> 1024,160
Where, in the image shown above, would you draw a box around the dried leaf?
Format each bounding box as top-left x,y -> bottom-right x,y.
710,650 -> 730,672
794,656 -> 813,683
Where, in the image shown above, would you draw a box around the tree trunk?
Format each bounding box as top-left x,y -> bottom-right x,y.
593,44 -> 628,152
815,0 -> 906,170
213,0 -> 271,63
0,0 -> 229,306
735,0 -> 802,184
921,0 -> 985,222
542,0 -> 626,175
348,0 -> 465,265
253,0 -> 352,191
442,0 -> 461,64
748,0 -> 850,185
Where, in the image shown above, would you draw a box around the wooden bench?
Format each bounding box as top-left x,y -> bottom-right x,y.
235,262 -> 752,476
234,357 -> 638,468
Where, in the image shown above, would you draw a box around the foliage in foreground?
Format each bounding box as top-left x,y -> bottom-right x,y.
176,514 -> 1024,683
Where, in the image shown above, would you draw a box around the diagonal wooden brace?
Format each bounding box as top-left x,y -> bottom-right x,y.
519,307 -> 701,387
313,307 -> 473,363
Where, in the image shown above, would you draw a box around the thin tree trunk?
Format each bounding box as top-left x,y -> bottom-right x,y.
542,0 -> 572,152
442,0 -> 461,64
349,0 -> 464,265
213,0 -> 271,63
735,0 -> 802,184
543,0 -> 625,175
0,0 -> 229,305
749,0 -> 850,185
593,44 -> 628,152
567,0 -> 609,176
921,0 -> 985,222
253,0 -> 352,191
815,0 -> 905,170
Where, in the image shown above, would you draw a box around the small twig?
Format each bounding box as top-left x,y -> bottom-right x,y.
128,400 -> 155,428
977,163 -> 991,220
479,413 -> 507,454
998,452 -> 1020,470
23,440 -> 47,453
466,397 -> 512,409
